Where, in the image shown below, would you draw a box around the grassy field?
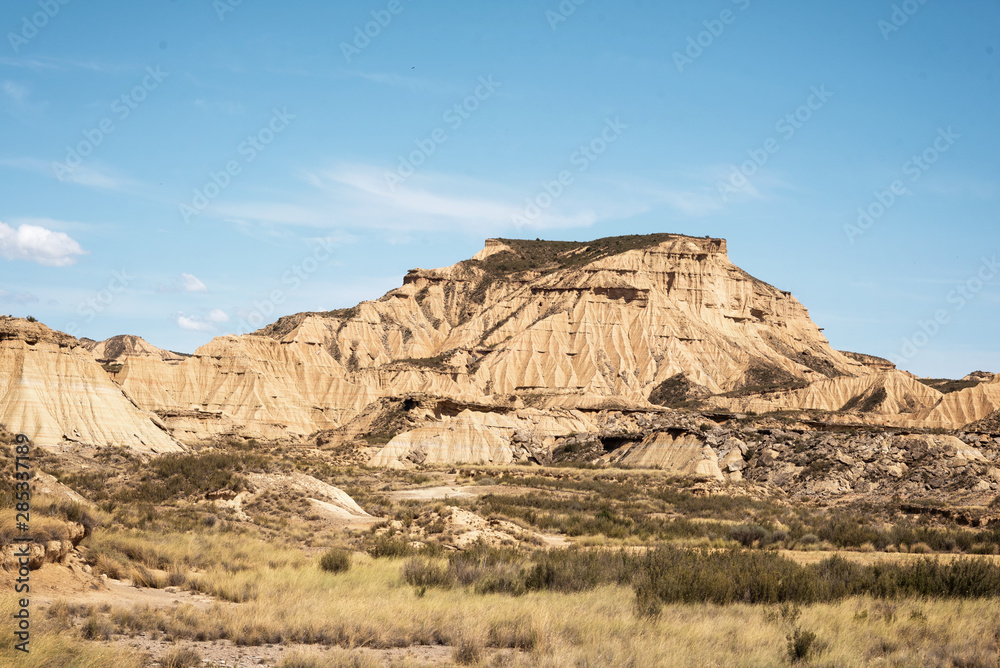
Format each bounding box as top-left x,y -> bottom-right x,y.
8,442 -> 1000,666
9,554 -> 1000,667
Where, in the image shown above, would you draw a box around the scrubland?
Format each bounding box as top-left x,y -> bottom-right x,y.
5,441 -> 1000,666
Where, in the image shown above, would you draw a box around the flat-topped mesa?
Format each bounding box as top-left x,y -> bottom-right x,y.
109,232 -> 884,445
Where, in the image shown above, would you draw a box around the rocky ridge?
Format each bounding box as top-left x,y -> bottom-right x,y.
0,317 -> 182,453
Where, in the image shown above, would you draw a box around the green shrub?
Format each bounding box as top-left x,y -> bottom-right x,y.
787,627 -> 819,663
730,524 -> 772,548
319,548 -> 352,573
633,547 -> 1000,608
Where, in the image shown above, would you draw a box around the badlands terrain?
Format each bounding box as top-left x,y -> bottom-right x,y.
3,233 -> 1000,667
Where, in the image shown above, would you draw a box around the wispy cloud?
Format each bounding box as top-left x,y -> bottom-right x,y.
194,98 -> 246,116
0,289 -> 40,305
182,273 -> 209,293
346,71 -> 457,94
1,80 -> 47,115
2,81 -> 29,104
0,56 -> 127,73
0,157 -> 135,191
208,308 -> 230,323
175,313 -> 214,332
213,162 -> 719,234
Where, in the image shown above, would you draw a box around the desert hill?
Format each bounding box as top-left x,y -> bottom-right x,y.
114,234 -> 873,446
0,317 -> 182,453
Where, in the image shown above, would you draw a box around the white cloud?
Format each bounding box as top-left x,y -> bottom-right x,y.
7,217 -> 100,233
208,308 -> 230,323
182,273 -> 208,293
0,220 -> 88,266
175,314 -> 214,331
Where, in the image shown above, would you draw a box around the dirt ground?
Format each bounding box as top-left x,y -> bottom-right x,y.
111,637 -> 458,667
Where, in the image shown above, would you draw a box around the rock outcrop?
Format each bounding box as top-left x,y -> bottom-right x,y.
81,334 -> 188,366
0,317 -> 182,453
606,429 -> 724,480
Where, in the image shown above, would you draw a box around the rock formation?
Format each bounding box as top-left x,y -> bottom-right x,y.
0,317 -> 182,453
81,334 -> 188,367
708,370 -> 944,420
115,234 -> 873,448
4,234 -> 996,471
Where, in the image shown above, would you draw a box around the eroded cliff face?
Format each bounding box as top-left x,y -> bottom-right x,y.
914,374 -> 1000,430
114,234 -> 868,444
115,334 -> 377,440
0,317 -> 181,453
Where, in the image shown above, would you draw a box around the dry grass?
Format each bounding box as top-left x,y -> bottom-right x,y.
31,453 -> 1000,666
0,595 -> 145,667
60,553 -> 1000,666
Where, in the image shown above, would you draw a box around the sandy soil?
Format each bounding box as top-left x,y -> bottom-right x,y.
112,637 -> 458,667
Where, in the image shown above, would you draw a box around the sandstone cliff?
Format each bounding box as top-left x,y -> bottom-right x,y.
0,317 -> 181,453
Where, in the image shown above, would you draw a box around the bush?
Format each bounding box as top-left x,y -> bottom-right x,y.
319,548 -> 352,574
633,547 -> 1000,608
730,524 -> 772,548
402,558 -> 455,588
364,534 -> 413,559
787,627 -> 819,663
453,635 -> 484,665
163,647 -> 202,668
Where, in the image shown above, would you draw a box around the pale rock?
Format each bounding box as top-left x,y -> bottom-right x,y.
615,431 -> 723,480
0,317 -> 182,454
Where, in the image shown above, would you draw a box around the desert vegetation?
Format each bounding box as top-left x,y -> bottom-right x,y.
5,438 -> 1000,665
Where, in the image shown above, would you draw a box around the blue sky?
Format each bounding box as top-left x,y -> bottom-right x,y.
0,0 -> 996,378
